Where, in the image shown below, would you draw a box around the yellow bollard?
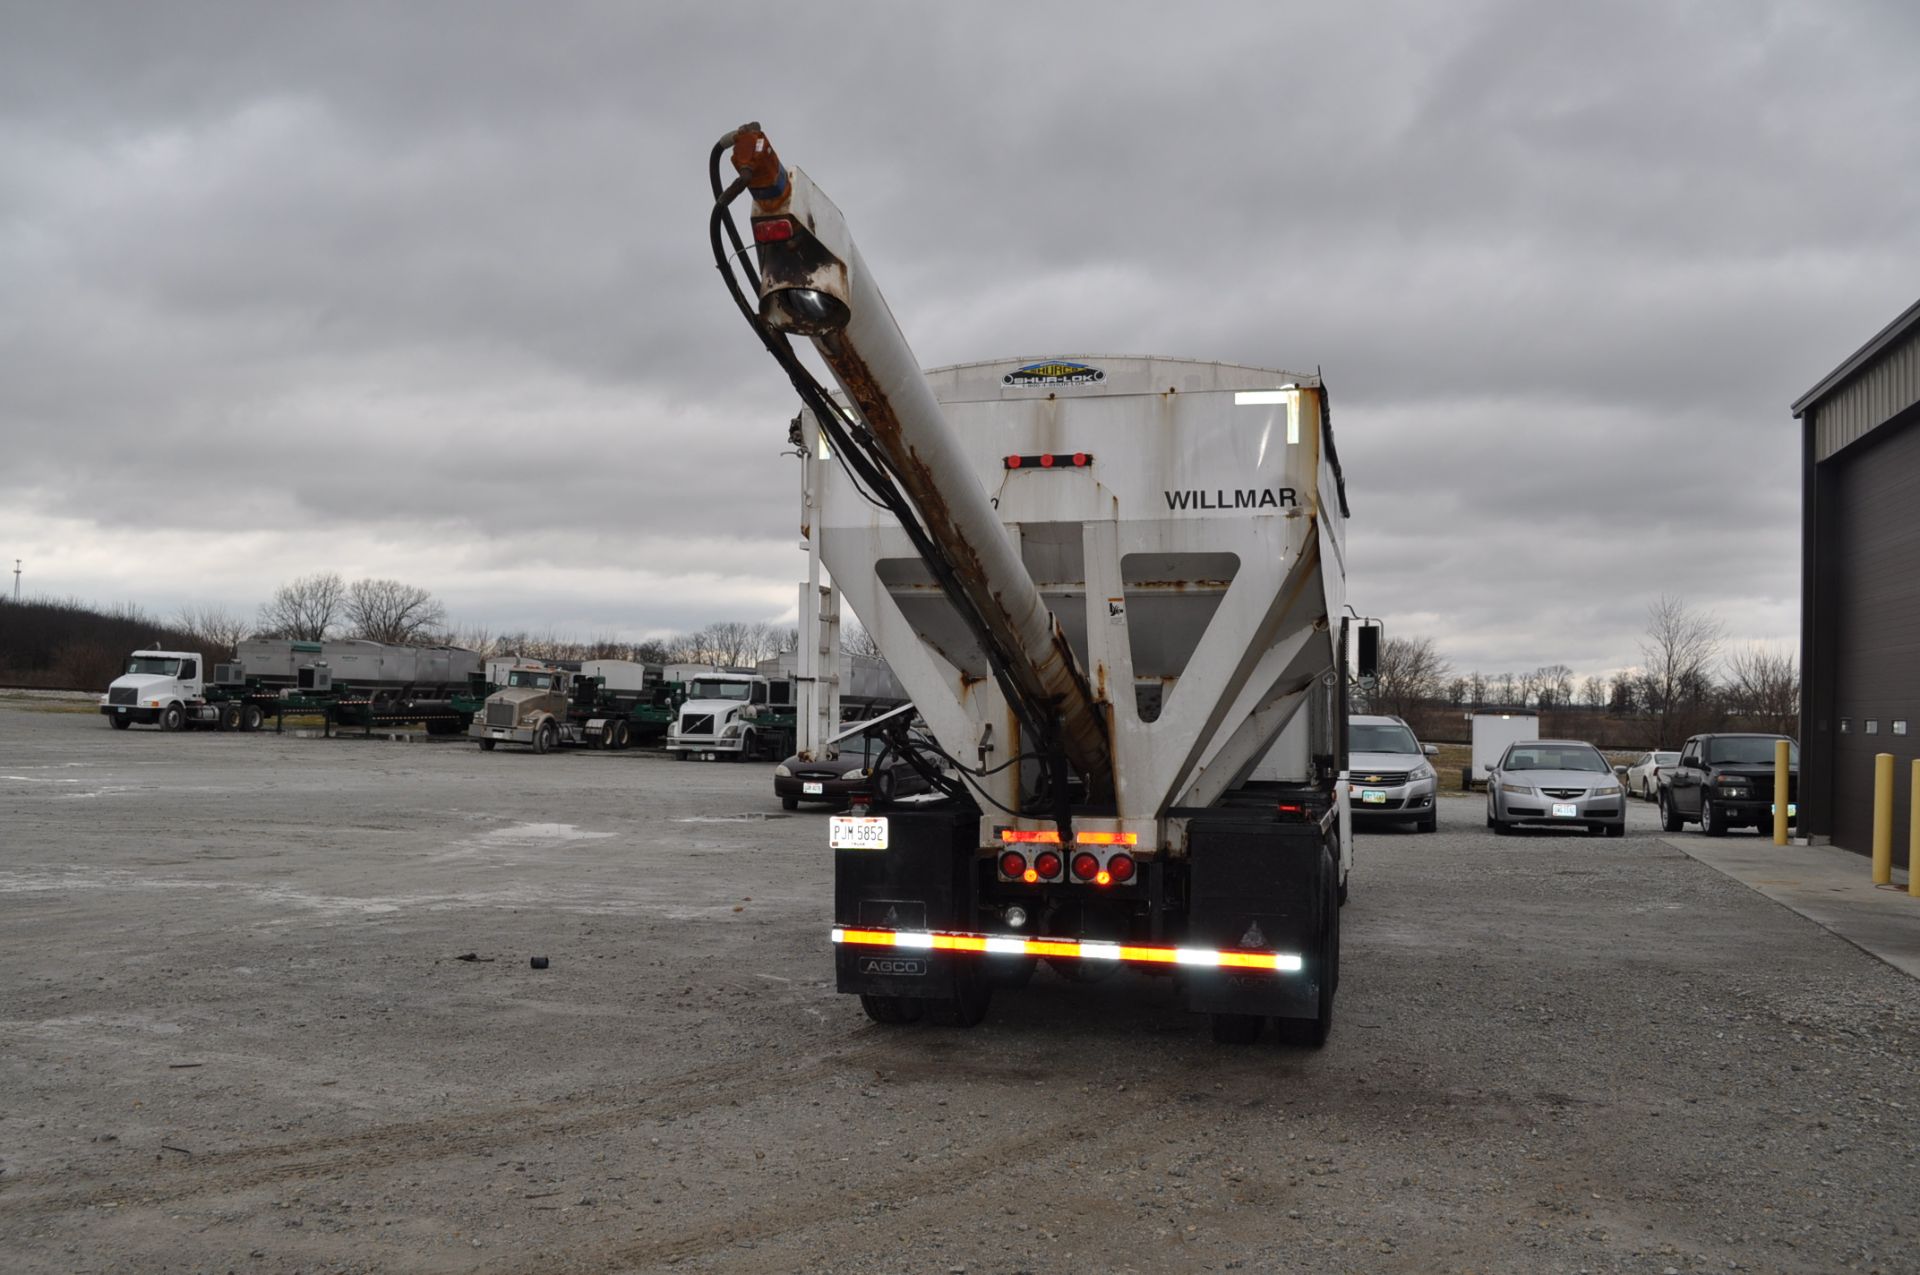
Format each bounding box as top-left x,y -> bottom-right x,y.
1773,739 -> 1791,846
1910,760 -> 1920,898
1872,752 -> 1895,885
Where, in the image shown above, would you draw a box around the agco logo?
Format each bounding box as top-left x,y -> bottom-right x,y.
858,957 -> 928,977
1003,360 -> 1106,387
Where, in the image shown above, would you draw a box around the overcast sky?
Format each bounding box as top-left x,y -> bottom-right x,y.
3,1 -> 1916,682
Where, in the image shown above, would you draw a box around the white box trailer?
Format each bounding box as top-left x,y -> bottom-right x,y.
581,659 -> 660,694
1467,708 -> 1539,789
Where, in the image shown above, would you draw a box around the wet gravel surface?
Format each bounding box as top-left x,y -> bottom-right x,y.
2,703 -> 1918,1273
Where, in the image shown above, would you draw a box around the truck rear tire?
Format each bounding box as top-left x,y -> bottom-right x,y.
109,714 -> 132,730
533,722 -> 557,755
240,704 -> 264,733
609,719 -> 630,750
1276,865 -> 1339,1048
859,994 -> 923,1025
1210,1013 -> 1264,1044
159,704 -> 185,733
218,703 -> 242,732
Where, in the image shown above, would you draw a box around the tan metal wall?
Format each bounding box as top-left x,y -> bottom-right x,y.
1815,326 -> 1920,460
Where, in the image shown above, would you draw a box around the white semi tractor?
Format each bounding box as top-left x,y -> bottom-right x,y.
711,125 -> 1370,1044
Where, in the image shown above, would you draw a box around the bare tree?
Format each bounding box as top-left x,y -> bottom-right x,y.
437,622 -> 498,656
257,571 -> 345,640
1444,675 -> 1469,706
1639,595 -> 1724,748
842,623 -> 884,659
1467,671 -> 1488,706
1493,671 -> 1518,705
343,578 -> 447,645
1725,644 -> 1799,735
1366,635 -> 1451,720
1532,664 -> 1574,708
172,603 -> 252,659
1579,675 -> 1607,708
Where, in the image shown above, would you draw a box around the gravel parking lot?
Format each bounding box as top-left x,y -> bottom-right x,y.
3,700 -> 1918,1274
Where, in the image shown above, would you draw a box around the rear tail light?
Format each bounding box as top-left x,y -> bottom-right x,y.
1033,850 -> 1063,879
1071,851 -> 1100,881
752,217 -> 795,243
1107,853 -> 1136,883
998,851 -> 1028,879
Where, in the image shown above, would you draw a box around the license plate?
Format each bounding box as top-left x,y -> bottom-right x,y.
803,781 -> 825,795
1772,803 -> 1797,817
1552,803 -> 1578,818
491,729 -> 507,738
116,707 -> 127,713
1362,789 -> 1387,804
829,815 -> 888,850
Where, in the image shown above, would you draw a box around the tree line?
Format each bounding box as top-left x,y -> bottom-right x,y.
1358,595 -> 1799,747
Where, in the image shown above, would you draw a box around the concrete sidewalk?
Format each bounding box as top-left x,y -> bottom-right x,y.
1667,834 -> 1920,979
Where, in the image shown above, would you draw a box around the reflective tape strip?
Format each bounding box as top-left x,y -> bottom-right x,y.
832,928 -> 1303,973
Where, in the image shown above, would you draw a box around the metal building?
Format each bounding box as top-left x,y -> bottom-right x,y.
1792,297 -> 1920,852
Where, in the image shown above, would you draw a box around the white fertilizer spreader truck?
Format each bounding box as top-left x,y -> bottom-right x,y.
709,125 -> 1373,1044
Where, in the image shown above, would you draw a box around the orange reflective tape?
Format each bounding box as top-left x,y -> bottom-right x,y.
1024,939 -> 1081,959
1118,945 -> 1178,965
1216,951 -> 1279,970
933,934 -> 988,953
999,829 -> 1062,844
836,929 -> 895,946
1074,831 -> 1139,846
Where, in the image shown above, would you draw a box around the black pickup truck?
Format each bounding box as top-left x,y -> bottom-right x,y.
1657,732 -> 1798,836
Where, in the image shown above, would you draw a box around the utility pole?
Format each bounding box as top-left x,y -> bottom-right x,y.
10,559 -> 17,602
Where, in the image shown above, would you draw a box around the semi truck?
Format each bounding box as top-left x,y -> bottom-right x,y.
100,639 -> 484,734
666,670 -> 794,761
710,124 -> 1367,1044
472,661 -> 684,753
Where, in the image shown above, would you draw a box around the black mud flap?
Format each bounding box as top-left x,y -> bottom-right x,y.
1181,816 -> 1330,1019
833,806 -> 978,1001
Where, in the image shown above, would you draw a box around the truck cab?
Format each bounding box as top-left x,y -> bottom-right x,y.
100,649 -> 210,731
470,665 -> 570,753
668,673 -> 781,761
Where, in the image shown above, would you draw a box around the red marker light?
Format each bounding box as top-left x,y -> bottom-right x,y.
1005,454 -> 1023,469
753,217 -> 795,243
998,851 -> 1028,879
1107,853 -> 1136,883
1071,851 -> 1100,881
1072,452 -> 1090,467
1040,453 -> 1056,468
1033,850 -> 1063,879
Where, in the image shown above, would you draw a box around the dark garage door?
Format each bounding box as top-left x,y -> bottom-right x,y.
1829,419 -> 1920,852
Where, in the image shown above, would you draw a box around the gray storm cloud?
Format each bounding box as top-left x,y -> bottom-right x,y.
2,1 -> 1915,668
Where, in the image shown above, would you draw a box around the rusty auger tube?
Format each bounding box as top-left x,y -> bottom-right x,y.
733,128 -> 1113,796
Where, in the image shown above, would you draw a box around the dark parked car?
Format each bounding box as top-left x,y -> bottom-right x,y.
773,734 -> 938,810
1658,733 -> 1798,836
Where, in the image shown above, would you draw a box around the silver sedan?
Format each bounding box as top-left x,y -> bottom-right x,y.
1485,739 -> 1627,837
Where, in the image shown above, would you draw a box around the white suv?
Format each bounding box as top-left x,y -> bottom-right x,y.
1348,714 -> 1440,833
